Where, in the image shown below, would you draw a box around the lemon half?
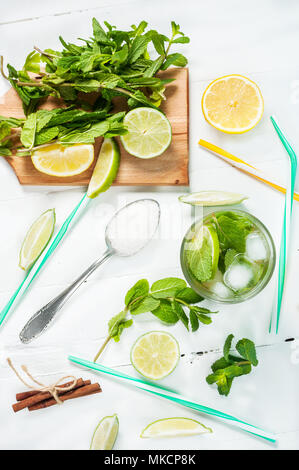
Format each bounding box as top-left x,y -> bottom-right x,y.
32,143 -> 94,177
202,74 -> 263,134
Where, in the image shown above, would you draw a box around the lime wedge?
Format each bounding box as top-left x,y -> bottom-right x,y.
179,191 -> 248,206
186,224 -> 219,282
140,417 -> 212,438
120,107 -> 172,158
90,414 -> 119,450
87,138 -> 120,198
19,208 -> 56,270
131,331 -> 180,380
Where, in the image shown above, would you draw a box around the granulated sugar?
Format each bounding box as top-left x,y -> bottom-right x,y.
106,199 -> 160,256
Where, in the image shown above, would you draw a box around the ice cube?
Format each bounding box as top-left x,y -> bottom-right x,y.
246,232 -> 267,262
223,254 -> 254,292
211,281 -> 234,299
203,270 -> 234,299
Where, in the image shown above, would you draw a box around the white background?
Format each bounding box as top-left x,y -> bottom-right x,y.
0,0 -> 299,450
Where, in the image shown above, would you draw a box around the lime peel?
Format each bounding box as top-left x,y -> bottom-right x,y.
19,208 -> 56,271
87,138 -> 120,198
140,417 -> 213,438
179,191 -> 248,206
90,414 -> 119,450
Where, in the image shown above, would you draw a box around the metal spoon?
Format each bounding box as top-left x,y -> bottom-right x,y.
19,199 -> 160,343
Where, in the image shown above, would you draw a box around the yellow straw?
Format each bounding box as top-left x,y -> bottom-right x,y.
198,139 -> 299,202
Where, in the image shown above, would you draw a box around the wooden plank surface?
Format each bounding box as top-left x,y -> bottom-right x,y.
0,68 -> 189,186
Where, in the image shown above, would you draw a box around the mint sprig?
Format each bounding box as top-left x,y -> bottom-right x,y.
93,277 -> 217,362
206,334 -> 258,396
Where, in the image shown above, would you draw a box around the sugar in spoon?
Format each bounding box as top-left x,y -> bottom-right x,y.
19,199 -> 160,343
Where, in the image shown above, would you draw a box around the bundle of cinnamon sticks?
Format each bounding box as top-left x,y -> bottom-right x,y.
12,378 -> 101,413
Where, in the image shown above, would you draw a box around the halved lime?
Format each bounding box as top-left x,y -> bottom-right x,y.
120,107 -> 172,158
140,417 -> 212,438
19,208 -> 56,270
131,331 -> 180,380
87,138 -> 120,198
179,191 -> 248,206
90,414 -> 119,450
186,224 -> 219,282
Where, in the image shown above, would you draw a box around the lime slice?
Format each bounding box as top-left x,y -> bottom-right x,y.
87,138 -> 120,198
19,208 -> 56,270
179,191 -> 248,206
90,414 -> 119,450
140,417 -> 212,438
120,107 -> 172,158
186,224 -> 219,282
131,331 -> 180,380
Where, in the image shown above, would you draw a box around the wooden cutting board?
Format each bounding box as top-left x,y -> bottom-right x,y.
0,68 -> 189,186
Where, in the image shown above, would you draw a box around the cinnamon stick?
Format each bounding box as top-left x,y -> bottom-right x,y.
16,390 -> 40,401
28,382 -> 101,411
12,378 -> 85,413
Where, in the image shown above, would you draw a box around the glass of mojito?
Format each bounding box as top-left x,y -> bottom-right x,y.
180,210 -> 276,303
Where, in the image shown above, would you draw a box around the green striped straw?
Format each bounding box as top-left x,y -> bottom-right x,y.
0,193 -> 89,327
269,116 -> 297,333
68,355 -> 275,443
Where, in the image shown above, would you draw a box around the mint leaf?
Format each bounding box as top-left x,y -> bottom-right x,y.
195,313 -> 212,325
223,334 -> 234,361
151,277 -> 186,299
236,338 -> 258,366
224,249 -> 238,270
130,296 -> 160,315
23,51 -> 41,74
172,300 -> 189,330
175,287 -> 203,304
151,299 -> 179,324
128,36 -> 150,63
214,212 -> 253,253
162,53 -> 188,70
108,310 -> 126,337
20,112 -> 37,148
113,319 -> 133,342
92,18 -> 110,44
189,309 -> 199,332
186,236 -> 213,282
125,279 -> 149,306
211,356 -> 232,372
108,310 -> 133,342
191,306 -> 217,314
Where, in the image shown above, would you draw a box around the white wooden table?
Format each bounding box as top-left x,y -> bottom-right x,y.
0,0 -> 299,450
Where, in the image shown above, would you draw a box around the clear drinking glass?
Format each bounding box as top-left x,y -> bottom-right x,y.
180,209 -> 276,304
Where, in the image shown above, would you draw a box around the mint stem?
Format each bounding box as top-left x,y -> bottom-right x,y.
93,335 -> 112,363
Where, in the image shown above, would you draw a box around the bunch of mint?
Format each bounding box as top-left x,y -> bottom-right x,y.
94,277 -> 216,362
206,334 -> 258,396
1,19 -> 189,116
0,107 -> 127,156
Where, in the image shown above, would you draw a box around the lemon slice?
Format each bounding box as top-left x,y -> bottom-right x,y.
179,191 -> 248,206
131,331 -> 180,380
31,143 -> 94,177
87,138 -> 120,198
19,208 -> 55,270
90,414 -> 119,450
202,75 -> 264,134
140,417 -> 212,438
120,107 -> 172,158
